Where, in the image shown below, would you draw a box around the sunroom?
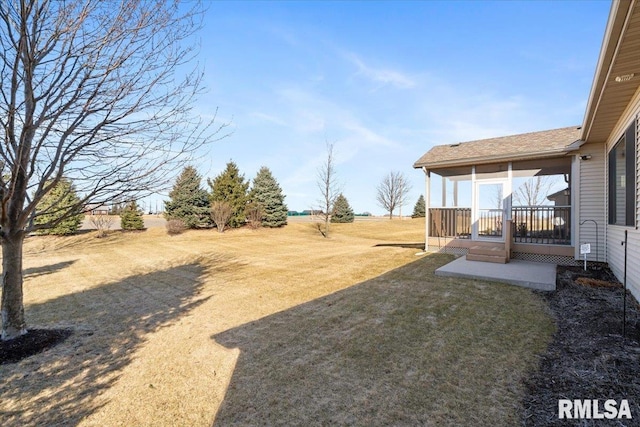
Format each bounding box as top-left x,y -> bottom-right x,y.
413,126 -> 583,264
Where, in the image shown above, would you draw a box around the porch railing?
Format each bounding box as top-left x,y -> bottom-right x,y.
512,205 -> 570,245
478,209 -> 503,238
428,208 -> 471,239
428,206 -> 571,245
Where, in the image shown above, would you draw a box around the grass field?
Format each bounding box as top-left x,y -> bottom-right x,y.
0,219 -> 554,426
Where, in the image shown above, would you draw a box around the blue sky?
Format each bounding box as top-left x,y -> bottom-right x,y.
156,0 -> 611,215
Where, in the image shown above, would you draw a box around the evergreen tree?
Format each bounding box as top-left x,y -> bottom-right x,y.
120,201 -> 145,230
331,193 -> 354,223
249,167 -> 288,228
412,195 -> 426,218
164,166 -> 211,228
34,179 -> 84,235
208,161 -> 249,228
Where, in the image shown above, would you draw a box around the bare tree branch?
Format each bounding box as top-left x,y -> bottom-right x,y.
0,0 -> 229,234
0,0 -> 228,340
513,176 -> 556,206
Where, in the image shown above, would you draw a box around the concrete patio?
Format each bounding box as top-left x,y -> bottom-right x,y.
435,256 -> 557,291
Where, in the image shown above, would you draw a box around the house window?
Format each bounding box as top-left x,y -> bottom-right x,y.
608,122 -> 636,226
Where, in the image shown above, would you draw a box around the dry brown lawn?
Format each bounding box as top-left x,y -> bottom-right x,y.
0,219 -> 554,426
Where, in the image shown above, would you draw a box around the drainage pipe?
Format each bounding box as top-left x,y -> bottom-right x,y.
623,230 -> 628,341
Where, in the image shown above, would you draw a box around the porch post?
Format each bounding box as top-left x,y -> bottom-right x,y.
571,155 -> 578,253
453,180 -> 458,207
441,176 -> 447,207
506,162 -> 513,220
506,162 -> 513,256
471,165 -> 477,239
423,167 -> 431,252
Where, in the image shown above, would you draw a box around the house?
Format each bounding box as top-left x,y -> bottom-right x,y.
414,0 -> 640,299
547,188 -> 570,207
84,203 -> 110,215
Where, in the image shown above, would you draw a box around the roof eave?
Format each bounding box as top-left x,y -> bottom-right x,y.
581,0 -> 634,142
413,148 -> 574,170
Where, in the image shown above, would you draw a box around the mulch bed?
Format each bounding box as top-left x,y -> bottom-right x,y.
0,328 -> 72,365
522,264 -> 640,425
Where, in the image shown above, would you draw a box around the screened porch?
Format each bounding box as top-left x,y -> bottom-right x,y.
423,157 -> 573,250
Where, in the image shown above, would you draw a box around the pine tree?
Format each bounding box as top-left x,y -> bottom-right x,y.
34,178 -> 84,235
331,193 -> 354,223
249,167 -> 288,228
412,195 -> 426,218
120,201 -> 145,230
164,166 -> 211,228
208,161 -> 249,228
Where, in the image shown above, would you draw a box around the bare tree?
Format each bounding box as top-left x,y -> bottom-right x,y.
89,214 -> 114,238
316,142 -> 340,237
211,200 -> 233,233
244,202 -> 263,230
513,176 -> 556,206
0,1 -> 228,340
376,171 -> 412,219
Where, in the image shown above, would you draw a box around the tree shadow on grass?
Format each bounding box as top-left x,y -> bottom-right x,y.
212,253 -> 552,426
0,259 -> 213,426
23,260 -> 77,278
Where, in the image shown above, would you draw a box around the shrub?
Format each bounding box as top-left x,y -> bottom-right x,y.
208,161 -> 249,228
89,214 -> 114,238
34,178 -> 84,235
211,200 -> 233,233
248,166 -> 287,227
120,201 -> 145,231
166,219 -> 186,235
412,195 -> 426,218
331,193 -> 354,223
164,166 -> 211,228
245,202 -> 263,229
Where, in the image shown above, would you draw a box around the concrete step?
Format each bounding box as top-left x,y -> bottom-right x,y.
466,253 -> 508,264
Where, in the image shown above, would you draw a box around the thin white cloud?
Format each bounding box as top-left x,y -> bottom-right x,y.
345,53 -> 416,89
411,79 -> 540,145
264,24 -> 301,48
342,120 -> 397,149
249,112 -> 288,127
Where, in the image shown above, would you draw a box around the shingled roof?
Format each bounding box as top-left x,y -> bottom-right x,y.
413,126 -> 582,170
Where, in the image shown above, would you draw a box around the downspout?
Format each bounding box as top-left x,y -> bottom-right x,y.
622,229 -> 628,341
603,142 -> 608,266
423,167 -> 430,252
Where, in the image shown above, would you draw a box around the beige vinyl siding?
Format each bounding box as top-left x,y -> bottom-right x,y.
607,226 -> 640,299
578,143 -> 606,262
604,90 -> 640,301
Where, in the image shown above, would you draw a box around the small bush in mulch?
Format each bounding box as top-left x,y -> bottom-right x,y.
0,329 -> 72,365
522,264 -> 640,425
166,219 -> 186,235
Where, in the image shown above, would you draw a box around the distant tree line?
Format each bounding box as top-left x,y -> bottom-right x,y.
35,164 -> 426,238
164,162 -> 288,233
